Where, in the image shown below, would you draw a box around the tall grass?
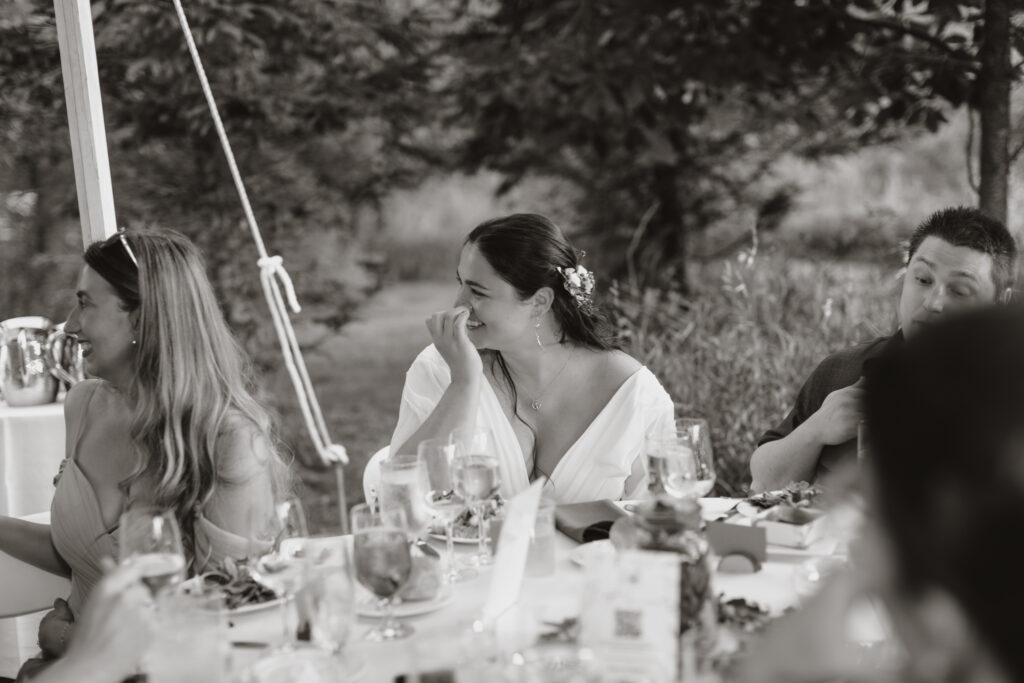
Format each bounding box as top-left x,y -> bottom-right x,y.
607,248 -> 896,496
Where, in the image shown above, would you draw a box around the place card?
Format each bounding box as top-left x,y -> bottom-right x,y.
481,479 -> 544,622
578,549 -> 681,682
705,520 -> 767,571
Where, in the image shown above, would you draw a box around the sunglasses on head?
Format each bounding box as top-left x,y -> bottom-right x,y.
118,227 -> 139,268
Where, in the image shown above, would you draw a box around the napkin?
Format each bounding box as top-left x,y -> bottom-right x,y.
554,500 -> 626,543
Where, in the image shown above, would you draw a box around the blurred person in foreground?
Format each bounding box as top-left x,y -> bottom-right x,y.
740,304 -> 1024,682
0,228 -> 290,677
390,213 -> 675,502
750,206 -> 1017,491
33,558 -> 153,683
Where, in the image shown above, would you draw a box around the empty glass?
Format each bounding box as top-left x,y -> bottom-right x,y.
419,437 -> 475,582
145,591 -> 228,683
297,563 -> 355,655
379,455 -> 433,541
647,418 -> 716,500
351,503 -> 413,641
248,497 -> 309,647
118,507 -> 186,598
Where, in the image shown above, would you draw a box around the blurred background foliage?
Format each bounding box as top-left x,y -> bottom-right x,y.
2,0 -> 1024,502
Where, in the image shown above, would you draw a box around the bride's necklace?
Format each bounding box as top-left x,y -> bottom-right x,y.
520,346 -> 576,411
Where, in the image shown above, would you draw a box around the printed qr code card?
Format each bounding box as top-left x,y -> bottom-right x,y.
578,549 -> 680,682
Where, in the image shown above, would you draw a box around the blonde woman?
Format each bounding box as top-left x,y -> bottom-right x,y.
0,228 -> 290,673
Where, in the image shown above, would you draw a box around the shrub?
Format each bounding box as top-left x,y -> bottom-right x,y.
606,248 -> 896,496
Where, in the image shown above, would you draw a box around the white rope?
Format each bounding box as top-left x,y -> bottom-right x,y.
170,0 -> 350,531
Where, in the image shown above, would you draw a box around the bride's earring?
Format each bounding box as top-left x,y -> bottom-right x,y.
535,319 -> 543,348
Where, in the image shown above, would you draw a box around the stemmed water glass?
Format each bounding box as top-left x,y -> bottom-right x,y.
451,430 -> 501,566
418,437 -> 476,582
647,418 -> 716,500
248,497 -> 309,647
118,507 -> 187,598
351,503 -> 413,641
378,455 -> 433,541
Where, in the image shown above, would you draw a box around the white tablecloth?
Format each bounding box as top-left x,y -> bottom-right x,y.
0,400 -> 67,678
227,521 -> 878,681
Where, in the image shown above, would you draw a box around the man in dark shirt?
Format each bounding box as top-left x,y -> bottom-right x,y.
750,207 -> 1018,491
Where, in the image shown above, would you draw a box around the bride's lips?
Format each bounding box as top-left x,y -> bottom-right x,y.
466,320 -> 484,330
76,339 -> 93,357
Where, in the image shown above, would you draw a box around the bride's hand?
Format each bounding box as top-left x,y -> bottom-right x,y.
427,306 -> 481,384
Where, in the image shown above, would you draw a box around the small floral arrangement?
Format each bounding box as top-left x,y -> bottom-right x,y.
556,264 -> 596,313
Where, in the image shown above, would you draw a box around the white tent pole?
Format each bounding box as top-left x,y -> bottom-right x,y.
54,0 -> 117,245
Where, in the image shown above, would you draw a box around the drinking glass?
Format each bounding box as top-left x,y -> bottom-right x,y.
451,430 -> 501,566
419,437 -> 475,582
351,502 -> 413,641
379,455 -> 433,541
145,591 -> 227,683
298,563 -> 356,657
647,418 -> 716,500
118,507 -> 186,598
248,497 -> 309,647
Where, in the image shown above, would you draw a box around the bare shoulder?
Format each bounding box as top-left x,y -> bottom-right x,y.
600,349 -> 643,381
578,348 -> 643,390
64,378 -> 109,415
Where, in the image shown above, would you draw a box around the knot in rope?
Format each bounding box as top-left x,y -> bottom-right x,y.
258,255 -> 301,314
323,443 -> 350,466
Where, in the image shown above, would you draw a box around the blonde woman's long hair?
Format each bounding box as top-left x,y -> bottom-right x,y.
84,228 -> 291,564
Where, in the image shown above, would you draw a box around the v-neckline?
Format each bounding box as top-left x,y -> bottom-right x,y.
482,366 -> 648,482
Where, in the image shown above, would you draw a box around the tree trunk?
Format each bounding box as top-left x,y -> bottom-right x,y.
652,164 -> 688,293
23,156 -> 51,255
977,0 -> 1011,224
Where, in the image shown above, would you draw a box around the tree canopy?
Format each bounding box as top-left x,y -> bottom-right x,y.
441,0 -> 1024,289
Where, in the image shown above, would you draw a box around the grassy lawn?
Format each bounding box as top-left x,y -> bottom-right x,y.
270,281 -> 453,533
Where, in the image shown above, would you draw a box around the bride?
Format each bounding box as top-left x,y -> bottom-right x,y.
390,213 -> 675,503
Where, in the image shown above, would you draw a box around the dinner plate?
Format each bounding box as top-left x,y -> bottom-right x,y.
356,585 -> 454,619
245,648 -> 366,682
181,576 -> 287,616
428,531 -> 480,545
700,497 -> 741,520
568,539 -> 616,568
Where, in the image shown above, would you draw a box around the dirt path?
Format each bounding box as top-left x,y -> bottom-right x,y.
294,280 -> 452,507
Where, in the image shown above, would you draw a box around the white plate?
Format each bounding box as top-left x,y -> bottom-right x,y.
182,576 -> 287,616
428,531 -> 480,545
568,539 -> 616,568
356,585 -> 454,618
700,497 -> 740,519
245,648 -> 366,682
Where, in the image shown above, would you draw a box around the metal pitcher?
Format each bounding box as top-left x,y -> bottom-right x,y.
0,317 -> 84,407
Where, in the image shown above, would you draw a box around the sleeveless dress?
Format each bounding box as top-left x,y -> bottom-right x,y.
49,380 -> 257,617
390,345 -> 677,503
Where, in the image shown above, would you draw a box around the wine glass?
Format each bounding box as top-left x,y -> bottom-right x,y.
647,418 -> 716,500
118,507 -> 186,598
418,437 -> 476,583
378,455 -> 433,541
351,503 -> 413,641
248,497 -> 309,648
451,430 -> 501,566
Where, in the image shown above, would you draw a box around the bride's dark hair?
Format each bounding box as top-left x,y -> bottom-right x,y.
465,213 -> 617,351
465,213 -> 619,481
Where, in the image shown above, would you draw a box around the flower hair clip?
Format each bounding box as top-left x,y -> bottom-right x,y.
556,264 -> 596,313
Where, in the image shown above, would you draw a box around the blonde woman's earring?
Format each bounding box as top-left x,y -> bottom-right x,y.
131,339 -> 137,346
535,320 -> 543,348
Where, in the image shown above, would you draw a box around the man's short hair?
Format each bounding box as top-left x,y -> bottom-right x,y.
907,206 -> 1018,294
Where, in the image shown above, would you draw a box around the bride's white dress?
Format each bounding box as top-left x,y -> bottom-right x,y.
390,345 -> 676,503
